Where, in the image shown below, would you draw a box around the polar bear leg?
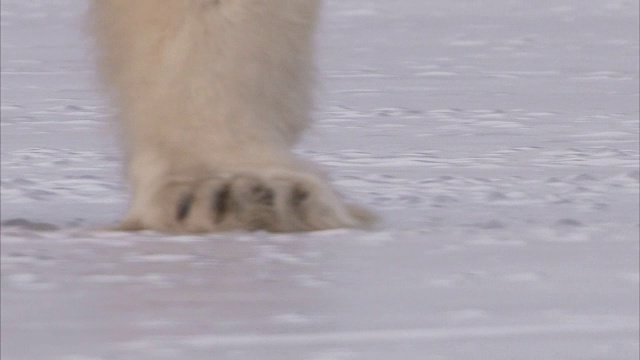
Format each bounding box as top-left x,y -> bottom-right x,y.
91,0 -> 375,232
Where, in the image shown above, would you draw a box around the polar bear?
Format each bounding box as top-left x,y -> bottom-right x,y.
90,0 -> 374,233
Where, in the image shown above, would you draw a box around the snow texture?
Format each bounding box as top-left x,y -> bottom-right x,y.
1,0 -> 639,359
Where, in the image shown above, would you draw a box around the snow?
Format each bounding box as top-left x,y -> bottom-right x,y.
1,0 -> 639,359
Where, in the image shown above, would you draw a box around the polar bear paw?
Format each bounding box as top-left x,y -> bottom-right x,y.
117,171 -> 376,233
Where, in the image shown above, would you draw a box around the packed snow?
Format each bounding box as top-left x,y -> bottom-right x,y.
1,0 -> 639,359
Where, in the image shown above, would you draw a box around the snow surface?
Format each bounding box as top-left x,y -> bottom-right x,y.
1,0 -> 639,359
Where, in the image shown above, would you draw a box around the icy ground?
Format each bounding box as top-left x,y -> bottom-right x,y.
1,0 -> 639,359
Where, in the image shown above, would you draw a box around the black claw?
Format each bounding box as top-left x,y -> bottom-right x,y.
176,193 -> 194,222
291,186 -> 310,207
213,184 -> 231,223
252,185 -> 274,206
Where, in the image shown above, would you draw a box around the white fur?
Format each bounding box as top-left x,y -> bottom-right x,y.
91,0 -> 374,233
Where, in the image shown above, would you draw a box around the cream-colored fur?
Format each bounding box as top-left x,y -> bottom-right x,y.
90,0 -> 374,233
